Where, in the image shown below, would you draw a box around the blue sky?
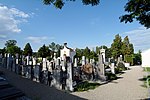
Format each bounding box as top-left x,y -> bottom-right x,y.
0,0 -> 150,52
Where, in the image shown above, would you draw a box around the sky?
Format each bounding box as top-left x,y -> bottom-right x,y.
0,0 -> 150,52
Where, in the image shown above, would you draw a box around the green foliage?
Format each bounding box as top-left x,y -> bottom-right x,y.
23,43 -> 33,56
105,72 -> 117,80
133,50 -> 141,65
7,46 -> 21,56
49,42 -> 62,58
120,0 -> 150,28
5,40 -> 17,47
124,55 -> 134,65
144,67 -> 150,72
111,34 -> 122,59
38,44 -> 51,58
43,0 -> 100,9
115,62 -> 127,73
4,40 -> 21,56
74,81 -> 100,92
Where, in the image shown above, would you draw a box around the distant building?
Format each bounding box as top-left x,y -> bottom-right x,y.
60,43 -> 76,62
142,49 -> 150,67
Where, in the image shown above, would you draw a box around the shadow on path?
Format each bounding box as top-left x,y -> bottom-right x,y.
0,67 -> 87,100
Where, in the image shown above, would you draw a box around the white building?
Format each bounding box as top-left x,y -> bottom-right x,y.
60,43 -> 76,62
142,49 -> 150,67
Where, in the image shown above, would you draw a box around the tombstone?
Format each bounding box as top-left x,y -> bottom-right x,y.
34,65 -> 41,82
26,56 -> 30,65
7,53 -> 11,69
74,58 -> 77,67
86,58 -> 89,64
100,48 -> 106,63
42,58 -> 47,71
120,55 -> 123,61
97,51 -> 106,81
12,57 -> 16,72
82,56 -> 86,65
111,63 -> 115,74
51,69 -> 61,89
66,61 -> 74,91
33,57 -> 37,66
0,54 -> 2,67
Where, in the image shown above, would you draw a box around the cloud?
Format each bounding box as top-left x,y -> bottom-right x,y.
26,36 -> 48,44
0,5 -> 29,38
121,27 -> 150,52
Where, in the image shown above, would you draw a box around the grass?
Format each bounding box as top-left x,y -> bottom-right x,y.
143,67 -> 150,72
141,75 -> 150,88
74,81 -> 100,92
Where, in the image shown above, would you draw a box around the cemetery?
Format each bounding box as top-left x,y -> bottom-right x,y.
0,42 -> 130,93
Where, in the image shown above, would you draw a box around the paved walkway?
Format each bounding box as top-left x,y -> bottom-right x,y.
72,66 -> 148,100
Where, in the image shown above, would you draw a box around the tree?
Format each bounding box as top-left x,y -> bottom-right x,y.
5,40 -> 17,47
121,36 -> 134,63
43,0 -> 100,9
38,44 -> 51,58
4,40 -> 21,56
83,47 -> 91,59
23,43 -> 33,56
49,42 -> 62,58
111,34 -> 122,59
120,0 -> 150,28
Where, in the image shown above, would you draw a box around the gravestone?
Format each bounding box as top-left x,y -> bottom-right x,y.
82,56 -> 86,66
0,54 -> 2,67
86,58 -> 89,64
97,50 -> 106,81
111,63 -> 115,74
100,48 -> 106,63
42,58 -> 47,71
12,57 -> 16,72
66,62 -> 73,91
26,56 -> 30,65
7,54 -> 11,69
74,58 -> 77,67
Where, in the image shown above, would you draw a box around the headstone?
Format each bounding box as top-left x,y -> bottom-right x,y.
12,58 -> 16,72
66,62 -> 73,91
7,53 -> 11,69
26,56 -> 30,65
32,57 -> 37,73
51,69 -> 61,89
86,58 -> 89,64
82,56 -> 86,65
111,63 -> 115,74
0,54 -> 2,67
74,58 -> 77,67
34,65 -> 40,82
99,53 -> 105,75
42,58 -> 47,71
100,48 -> 106,63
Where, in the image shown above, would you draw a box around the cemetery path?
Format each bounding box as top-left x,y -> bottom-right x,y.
72,66 -> 148,100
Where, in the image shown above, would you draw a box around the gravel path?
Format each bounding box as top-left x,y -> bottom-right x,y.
72,66 -> 148,100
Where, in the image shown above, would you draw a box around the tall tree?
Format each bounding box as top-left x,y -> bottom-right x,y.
111,34 -> 122,59
83,47 -> 91,59
5,40 -> 21,56
23,43 -> 33,56
38,44 -> 51,58
120,0 -> 150,28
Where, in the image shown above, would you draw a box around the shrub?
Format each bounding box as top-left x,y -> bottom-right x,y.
74,81 -> 100,92
105,72 -> 117,80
